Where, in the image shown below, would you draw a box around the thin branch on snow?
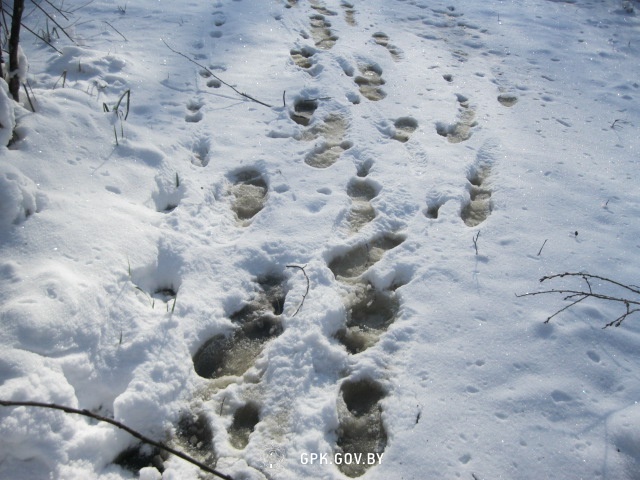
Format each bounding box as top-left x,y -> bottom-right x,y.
516,272 -> 640,328
162,39 -> 272,108
0,399 -> 235,480
286,264 -> 310,317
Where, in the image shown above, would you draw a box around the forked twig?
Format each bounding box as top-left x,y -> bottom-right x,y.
286,264 -> 310,317
517,272 -> 640,328
0,399 -> 234,480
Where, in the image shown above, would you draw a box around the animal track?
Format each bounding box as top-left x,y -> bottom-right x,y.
229,169 -> 268,225
229,402 -> 260,449
213,11 -> 226,27
354,64 -> 386,101
310,14 -> 338,50
461,165 -> 492,227
436,94 -> 477,143
199,69 -> 221,88
335,378 -> 387,477
346,178 -> 377,232
304,114 -> 352,169
193,275 -> 286,379
335,284 -> 399,354
391,117 -> 418,143
290,98 -> 318,126
328,233 -> 405,280
185,99 -> 204,123
372,32 -> 403,61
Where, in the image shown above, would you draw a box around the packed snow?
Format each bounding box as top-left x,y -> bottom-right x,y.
1,0 -> 639,479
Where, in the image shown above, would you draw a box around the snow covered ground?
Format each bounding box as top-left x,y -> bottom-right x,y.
1,0 -> 640,478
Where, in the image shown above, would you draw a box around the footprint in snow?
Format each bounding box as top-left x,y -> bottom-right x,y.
185,98 -> 204,123
335,283 -> 399,354
199,69 -> 222,89
229,169 -> 268,225
213,11 -> 226,27
228,402 -> 260,449
310,14 -> 338,50
174,411 -> 216,465
342,1 -> 357,26
310,1 -> 337,16
192,275 -> 286,380
354,64 -> 386,101
435,94 -> 477,143
290,98 -> 318,126
190,136 -> 211,167
461,163 -> 492,227
290,46 -> 317,72
497,93 -> 518,107
303,114 -> 353,169
335,378 -> 387,477
346,178 -> 377,233
372,32 -> 403,61
391,117 -> 418,143
328,233 -> 405,280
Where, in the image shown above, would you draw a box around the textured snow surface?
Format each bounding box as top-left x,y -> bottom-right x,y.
1,0 -> 639,479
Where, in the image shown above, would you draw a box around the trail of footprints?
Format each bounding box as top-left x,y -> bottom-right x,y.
117,2 -> 498,477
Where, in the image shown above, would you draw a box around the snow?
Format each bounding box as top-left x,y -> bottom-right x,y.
1,0 -> 639,479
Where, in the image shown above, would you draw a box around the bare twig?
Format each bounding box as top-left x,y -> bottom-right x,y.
30,0 -> 75,44
162,39 -> 272,108
0,399 -> 234,480
537,239 -> 548,256
516,272 -> 640,328
2,7 -> 63,53
102,20 -> 127,41
472,231 -> 480,255
286,264 -> 310,317
22,82 -> 35,111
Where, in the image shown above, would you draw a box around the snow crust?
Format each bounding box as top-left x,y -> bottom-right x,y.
1,0 -> 639,479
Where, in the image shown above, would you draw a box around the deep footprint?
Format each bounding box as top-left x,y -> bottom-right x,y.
436,94 -> 477,143
335,284 -> 399,354
354,65 -> 386,101
346,178 -> 377,232
342,2 -> 356,25
230,170 -> 268,225
193,276 -> 286,379
372,32 -> 403,61
329,233 -> 405,280
174,411 -> 216,465
229,402 -> 260,450
185,99 -> 203,123
336,378 -> 387,477
290,98 -> 318,126
461,166 -> 492,227
392,117 -> 418,143
310,14 -> 338,50
290,47 -> 316,70
304,114 -> 352,169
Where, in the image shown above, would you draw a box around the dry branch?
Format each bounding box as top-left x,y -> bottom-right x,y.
286,264 -> 310,317
0,399 -> 234,480
516,272 -> 640,328
162,39 -> 272,108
